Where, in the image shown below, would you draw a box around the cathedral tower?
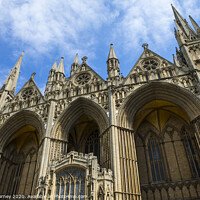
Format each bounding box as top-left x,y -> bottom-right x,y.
172,5 -> 200,83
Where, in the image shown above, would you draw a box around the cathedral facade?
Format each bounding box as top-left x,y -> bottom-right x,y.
1,5 -> 200,200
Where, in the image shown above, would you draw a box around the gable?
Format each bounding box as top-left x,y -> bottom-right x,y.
123,49 -> 175,85
14,77 -> 44,102
64,62 -> 106,89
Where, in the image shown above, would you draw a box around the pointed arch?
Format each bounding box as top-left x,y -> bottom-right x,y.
117,82 -> 200,129
0,110 -> 44,152
52,97 -> 109,139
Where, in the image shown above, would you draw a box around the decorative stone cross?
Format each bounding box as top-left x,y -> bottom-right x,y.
31,72 -> 36,80
142,43 -> 149,50
81,56 -> 88,63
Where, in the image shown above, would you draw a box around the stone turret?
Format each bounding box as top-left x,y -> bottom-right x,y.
107,44 -> 120,81
172,4 -> 200,85
45,60 -> 57,96
56,57 -> 65,82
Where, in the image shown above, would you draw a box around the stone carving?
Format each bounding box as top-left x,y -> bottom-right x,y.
22,88 -> 34,100
143,59 -> 158,70
75,73 -> 91,85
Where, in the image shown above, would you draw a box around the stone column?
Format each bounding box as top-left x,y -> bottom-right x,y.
108,86 -> 122,200
38,100 -> 56,185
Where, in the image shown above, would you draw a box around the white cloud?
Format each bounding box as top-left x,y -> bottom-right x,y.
111,0 -> 178,51
0,0 -> 118,57
0,0 -> 199,63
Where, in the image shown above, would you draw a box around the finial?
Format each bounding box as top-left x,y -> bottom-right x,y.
31,72 -> 36,80
73,53 -> 79,65
142,43 -> 149,50
81,56 -> 88,63
108,43 -> 118,60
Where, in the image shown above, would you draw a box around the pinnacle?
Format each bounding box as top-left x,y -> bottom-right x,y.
73,53 -> 79,65
2,52 -> 23,93
171,5 -> 185,24
51,60 -> 57,71
58,57 -> 65,74
108,43 -> 118,60
189,15 -> 200,34
171,5 -> 196,38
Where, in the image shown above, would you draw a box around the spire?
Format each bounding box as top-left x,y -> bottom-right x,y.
70,54 -> 79,76
171,4 -> 196,38
108,43 -> 118,60
73,53 -> 79,65
189,15 -> 200,35
2,51 -> 24,94
51,60 -> 57,71
57,57 -> 65,74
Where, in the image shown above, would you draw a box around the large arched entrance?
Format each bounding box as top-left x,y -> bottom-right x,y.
49,98 -> 110,200
51,98 -> 109,164
118,82 -> 200,129
134,100 -> 200,199
117,82 -> 200,200
0,111 -> 44,197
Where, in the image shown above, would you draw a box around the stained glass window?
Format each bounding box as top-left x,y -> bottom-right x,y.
183,128 -> 200,177
55,167 -> 85,200
148,136 -> 165,182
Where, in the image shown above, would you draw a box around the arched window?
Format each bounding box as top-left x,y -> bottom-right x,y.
148,136 -> 165,182
66,91 -> 69,98
55,167 -> 85,200
97,84 -> 100,91
86,86 -> 89,94
76,89 -> 79,96
169,69 -> 173,77
98,187 -> 104,200
157,72 -> 161,79
85,129 -> 99,159
145,74 -> 149,81
183,128 -> 200,177
134,76 -> 137,84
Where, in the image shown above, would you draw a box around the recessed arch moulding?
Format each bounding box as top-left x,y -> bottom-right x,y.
0,110 -> 45,196
52,97 -> 109,141
49,97 -> 110,166
0,110 -> 45,153
117,82 -> 200,130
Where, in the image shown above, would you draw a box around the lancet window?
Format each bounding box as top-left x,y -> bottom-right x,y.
55,167 -> 85,200
147,136 -> 165,182
85,129 -> 99,158
183,128 -> 200,177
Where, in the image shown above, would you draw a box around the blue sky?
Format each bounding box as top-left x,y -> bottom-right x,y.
0,0 -> 200,94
